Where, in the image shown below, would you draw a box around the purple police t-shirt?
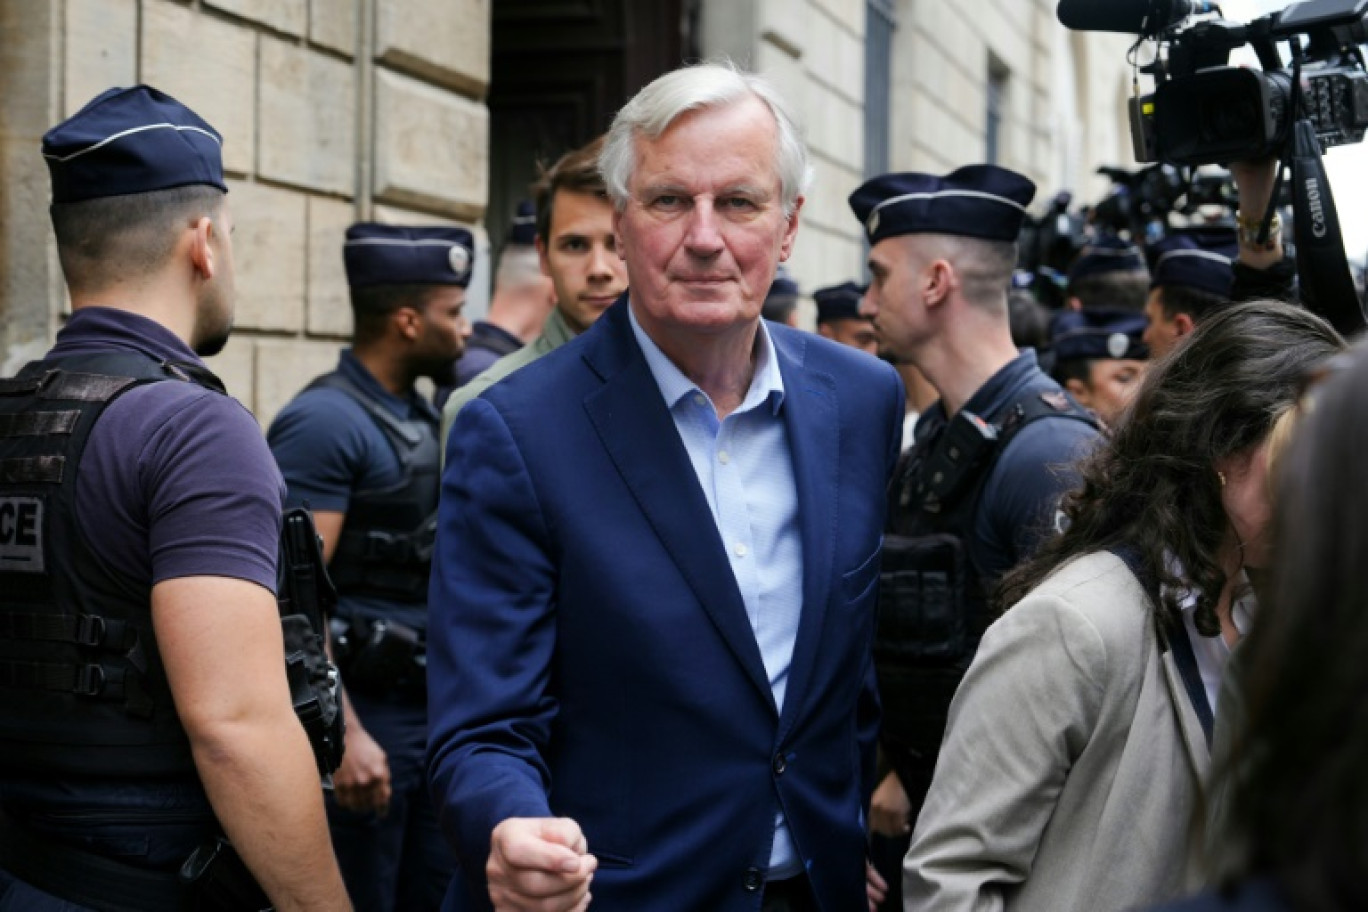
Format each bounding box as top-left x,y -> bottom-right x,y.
51,307 -> 283,593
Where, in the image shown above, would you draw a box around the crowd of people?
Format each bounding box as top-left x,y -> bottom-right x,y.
0,60 -> 1362,912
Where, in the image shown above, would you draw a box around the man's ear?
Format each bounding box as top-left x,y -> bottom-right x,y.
189,216 -> 215,280
1064,377 -> 1093,410
1066,296 -> 1083,312
1173,312 -> 1195,338
924,260 -> 956,308
778,196 -> 804,262
394,304 -> 423,341
816,323 -> 835,340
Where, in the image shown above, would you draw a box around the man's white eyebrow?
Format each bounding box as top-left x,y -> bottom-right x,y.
637,183 -> 688,198
635,183 -> 774,199
718,184 -> 771,198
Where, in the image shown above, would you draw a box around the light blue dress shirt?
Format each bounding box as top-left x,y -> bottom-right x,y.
628,304 -> 804,878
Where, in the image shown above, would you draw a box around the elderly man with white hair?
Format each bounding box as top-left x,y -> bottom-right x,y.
426,63 -> 904,912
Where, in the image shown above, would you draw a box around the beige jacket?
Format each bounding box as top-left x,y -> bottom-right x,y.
904,551 -> 1210,912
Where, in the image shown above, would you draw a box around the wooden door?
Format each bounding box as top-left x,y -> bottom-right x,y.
487,0 -> 698,252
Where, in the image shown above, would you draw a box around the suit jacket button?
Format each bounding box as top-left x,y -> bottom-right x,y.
744,867 -> 763,891
773,753 -> 787,776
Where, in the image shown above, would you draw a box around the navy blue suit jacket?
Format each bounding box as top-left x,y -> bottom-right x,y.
427,299 -> 904,910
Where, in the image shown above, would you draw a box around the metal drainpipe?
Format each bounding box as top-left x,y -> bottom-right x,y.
355,0 -> 375,219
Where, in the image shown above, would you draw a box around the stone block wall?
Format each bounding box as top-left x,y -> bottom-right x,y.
890,0 -> 1134,204
0,0 -> 491,428
699,0 -> 869,319
697,0 -> 1133,306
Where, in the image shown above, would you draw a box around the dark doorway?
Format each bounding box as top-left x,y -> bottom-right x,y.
487,0 -> 699,253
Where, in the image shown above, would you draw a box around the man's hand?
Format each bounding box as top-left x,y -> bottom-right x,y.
866,860 -> 889,911
487,817 -> 597,912
869,770 -> 912,838
333,721 -> 392,814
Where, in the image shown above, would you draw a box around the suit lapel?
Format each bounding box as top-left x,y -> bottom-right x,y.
771,332 -> 840,736
581,306 -> 776,713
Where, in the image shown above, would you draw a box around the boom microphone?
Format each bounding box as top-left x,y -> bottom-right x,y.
1057,0 -> 1217,35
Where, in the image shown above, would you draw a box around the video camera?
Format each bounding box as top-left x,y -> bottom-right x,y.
1060,0 -> 1368,166
1091,163 -> 1236,240
1058,0 -> 1368,336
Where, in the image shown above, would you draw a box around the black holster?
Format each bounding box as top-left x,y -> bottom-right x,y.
331,616 -> 427,701
278,508 -> 345,779
179,837 -> 273,911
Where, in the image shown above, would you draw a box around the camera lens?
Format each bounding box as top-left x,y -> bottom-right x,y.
1200,94 -> 1261,144
1156,68 -> 1283,165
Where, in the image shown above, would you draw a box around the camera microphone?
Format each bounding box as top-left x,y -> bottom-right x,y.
1057,0 -> 1217,35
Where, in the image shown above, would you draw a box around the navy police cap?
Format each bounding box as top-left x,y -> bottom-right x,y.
344,223 -> 475,289
1051,308 -> 1148,362
767,268 -> 800,300
43,85 -> 226,204
813,281 -> 866,324
1149,226 -> 1236,298
508,200 -> 537,246
1067,235 -> 1147,284
848,164 -> 1036,246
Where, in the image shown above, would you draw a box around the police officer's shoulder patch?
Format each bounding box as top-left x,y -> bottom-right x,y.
0,495 -> 45,573
1039,391 -> 1072,413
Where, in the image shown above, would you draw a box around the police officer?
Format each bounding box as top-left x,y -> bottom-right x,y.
440,134 -> 628,451
762,266 -> 801,326
267,222 -> 472,910
441,201 -> 553,397
1142,226 -> 1237,359
1049,309 -> 1149,429
0,86 -> 350,911
848,165 -> 1100,908
813,281 -> 879,357
1065,233 -> 1150,312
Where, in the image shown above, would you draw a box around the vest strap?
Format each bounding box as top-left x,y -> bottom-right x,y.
0,815 -> 187,912
0,658 -> 119,697
37,371 -> 140,402
0,610 -> 130,649
0,455 -> 65,485
0,410 -> 80,438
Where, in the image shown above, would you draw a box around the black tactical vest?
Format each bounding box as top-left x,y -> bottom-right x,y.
0,352 -> 228,777
874,388 -> 1097,807
304,371 -> 440,607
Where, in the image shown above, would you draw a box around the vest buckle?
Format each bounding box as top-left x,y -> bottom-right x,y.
363,531 -> 408,562
73,663 -> 106,696
74,614 -> 106,648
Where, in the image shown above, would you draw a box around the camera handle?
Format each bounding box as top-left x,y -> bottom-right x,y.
1278,43 -> 1368,336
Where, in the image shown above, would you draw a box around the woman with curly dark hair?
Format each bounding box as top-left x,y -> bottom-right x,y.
902,300 -> 1344,912
1152,344 -> 1368,912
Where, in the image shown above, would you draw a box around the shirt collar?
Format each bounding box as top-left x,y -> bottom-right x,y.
627,300 -> 785,416
1174,563 -> 1256,638
959,349 -> 1041,417
51,306 -> 203,366
338,348 -> 439,423
915,349 -> 1041,441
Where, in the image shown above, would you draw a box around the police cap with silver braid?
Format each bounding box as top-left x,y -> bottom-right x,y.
848,165 -> 1036,245
344,223 -> 475,289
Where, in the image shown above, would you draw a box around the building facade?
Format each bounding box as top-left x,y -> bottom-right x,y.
699,0 -> 1136,302
1,0 -> 1134,425
0,0 -> 491,426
